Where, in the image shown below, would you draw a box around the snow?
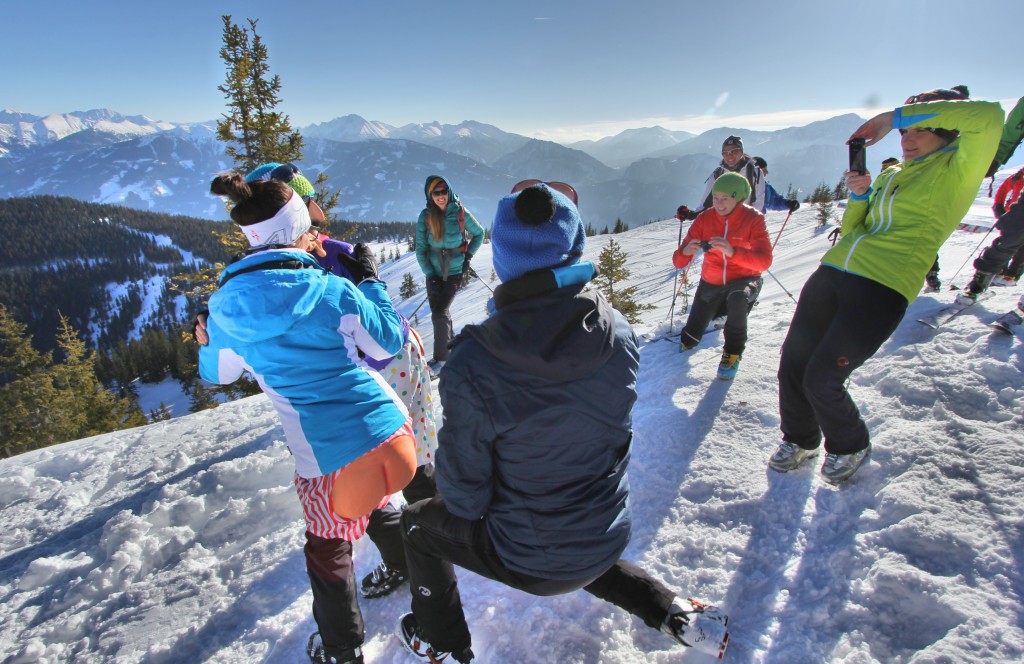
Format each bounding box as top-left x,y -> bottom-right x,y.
2,174 -> 1023,663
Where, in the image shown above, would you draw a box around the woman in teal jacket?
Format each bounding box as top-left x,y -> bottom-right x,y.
415,175 -> 484,368
771,87 -> 1002,485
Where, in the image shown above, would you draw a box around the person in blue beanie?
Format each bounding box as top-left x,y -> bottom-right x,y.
395,182 -> 730,663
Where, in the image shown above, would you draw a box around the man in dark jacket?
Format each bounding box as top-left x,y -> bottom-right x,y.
396,183 -> 729,663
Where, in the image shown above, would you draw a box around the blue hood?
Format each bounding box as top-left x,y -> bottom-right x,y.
212,250 -> 328,344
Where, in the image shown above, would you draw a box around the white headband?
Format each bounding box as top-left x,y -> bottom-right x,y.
240,190 -> 312,249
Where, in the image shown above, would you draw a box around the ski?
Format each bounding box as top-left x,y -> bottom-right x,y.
989,308 -> 1023,334
917,292 -> 994,329
660,324 -> 722,344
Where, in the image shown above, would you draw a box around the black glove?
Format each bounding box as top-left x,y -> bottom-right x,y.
676,205 -> 697,221
994,203 -> 1006,218
786,199 -> 800,212
985,158 -> 999,179
338,243 -> 380,282
463,254 -> 475,278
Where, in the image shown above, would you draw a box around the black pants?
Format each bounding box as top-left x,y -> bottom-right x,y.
401,497 -> 676,654
426,277 -> 460,361
305,533 -> 362,654
975,203 -> 1024,276
682,277 -> 762,355
365,463 -> 437,572
777,266 -> 907,455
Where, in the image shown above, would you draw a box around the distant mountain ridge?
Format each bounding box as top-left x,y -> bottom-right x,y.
0,107 -> 906,227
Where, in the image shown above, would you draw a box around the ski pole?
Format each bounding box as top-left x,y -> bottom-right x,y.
765,268 -> 798,304
770,209 -> 794,251
410,292 -> 430,318
668,216 -> 687,328
471,268 -> 495,294
946,225 -> 995,290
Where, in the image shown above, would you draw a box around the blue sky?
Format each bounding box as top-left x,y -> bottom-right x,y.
4,0 -> 1019,141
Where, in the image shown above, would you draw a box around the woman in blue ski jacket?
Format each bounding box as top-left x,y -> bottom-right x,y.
198,172 -> 416,664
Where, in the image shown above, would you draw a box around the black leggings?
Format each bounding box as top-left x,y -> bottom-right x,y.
777,266 -> 907,455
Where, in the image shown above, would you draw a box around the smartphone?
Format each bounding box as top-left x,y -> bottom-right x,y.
849,138 -> 867,175
699,240 -> 713,251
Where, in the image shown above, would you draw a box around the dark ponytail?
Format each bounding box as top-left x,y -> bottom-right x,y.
210,173 -> 292,226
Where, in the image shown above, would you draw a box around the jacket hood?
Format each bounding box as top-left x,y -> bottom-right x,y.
423,174 -> 459,203
459,264 -> 616,382
211,250 -> 328,343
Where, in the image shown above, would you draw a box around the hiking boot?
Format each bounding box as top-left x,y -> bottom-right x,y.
661,597 -> 730,659
820,445 -> 871,485
992,274 -> 1019,287
957,271 -> 994,304
360,561 -> 407,598
716,352 -> 741,381
397,613 -> 474,663
768,442 -> 820,472
925,270 -> 941,291
306,632 -> 363,664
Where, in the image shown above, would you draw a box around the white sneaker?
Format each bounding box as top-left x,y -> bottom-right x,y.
768,442 -> 819,472
820,445 -> 871,484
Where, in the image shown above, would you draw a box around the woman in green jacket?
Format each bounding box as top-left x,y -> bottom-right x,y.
770,87 -> 1003,484
415,175 -> 484,369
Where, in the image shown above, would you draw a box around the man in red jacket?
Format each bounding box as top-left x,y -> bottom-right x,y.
672,172 -> 773,380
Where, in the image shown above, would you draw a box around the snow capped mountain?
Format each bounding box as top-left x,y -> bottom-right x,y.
571,125 -> 696,168
389,119 -> 530,165
0,108 -> 182,157
0,106 -> 951,227
301,114 -> 395,142
491,138 -> 617,185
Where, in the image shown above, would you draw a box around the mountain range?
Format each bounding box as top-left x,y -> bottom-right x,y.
0,108 -> 903,227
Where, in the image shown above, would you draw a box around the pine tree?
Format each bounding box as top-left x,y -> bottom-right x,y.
149,402 -> 173,422
0,306 -> 58,457
189,380 -> 219,413
400,273 -> 417,299
216,16 -> 304,173
594,240 -> 653,324
832,176 -> 848,201
809,182 -> 836,228
1,309 -> 146,457
49,314 -> 146,441
613,218 -> 628,234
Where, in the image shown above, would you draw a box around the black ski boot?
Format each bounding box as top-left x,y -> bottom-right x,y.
956,271 -> 993,304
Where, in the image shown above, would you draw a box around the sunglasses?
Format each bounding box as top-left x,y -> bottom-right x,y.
307,228 -> 320,240
431,188 -> 449,197
511,179 -> 579,205
722,148 -> 743,157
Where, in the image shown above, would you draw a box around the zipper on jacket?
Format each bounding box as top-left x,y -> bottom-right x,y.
844,181 -> 899,270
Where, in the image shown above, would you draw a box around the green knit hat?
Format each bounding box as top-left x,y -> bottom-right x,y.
245,163 -> 316,201
712,172 -> 751,201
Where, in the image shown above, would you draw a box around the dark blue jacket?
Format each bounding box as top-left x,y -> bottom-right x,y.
435,262 -> 640,580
